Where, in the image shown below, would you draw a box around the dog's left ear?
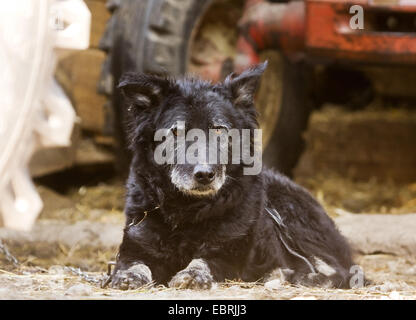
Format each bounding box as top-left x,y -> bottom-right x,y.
226,61 -> 268,108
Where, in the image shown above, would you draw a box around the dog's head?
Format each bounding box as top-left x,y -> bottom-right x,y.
119,62 -> 267,197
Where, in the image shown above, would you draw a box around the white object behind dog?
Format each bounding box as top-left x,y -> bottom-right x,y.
0,0 -> 90,231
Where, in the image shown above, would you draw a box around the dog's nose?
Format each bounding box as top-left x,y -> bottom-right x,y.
193,165 -> 215,185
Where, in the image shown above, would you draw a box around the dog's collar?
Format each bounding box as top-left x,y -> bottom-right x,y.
127,205 -> 160,228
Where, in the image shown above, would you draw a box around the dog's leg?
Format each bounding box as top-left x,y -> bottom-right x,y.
168,258 -> 213,290
110,261 -> 153,290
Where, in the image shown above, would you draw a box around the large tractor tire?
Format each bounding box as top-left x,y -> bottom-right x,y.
99,0 -> 213,172
262,59 -> 315,176
99,0 -> 311,176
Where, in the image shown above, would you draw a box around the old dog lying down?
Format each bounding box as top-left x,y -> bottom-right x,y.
109,62 -> 357,290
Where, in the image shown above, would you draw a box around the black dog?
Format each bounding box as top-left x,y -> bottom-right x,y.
109,62 -> 358,290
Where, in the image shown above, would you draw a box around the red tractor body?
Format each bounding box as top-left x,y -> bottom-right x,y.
235,0 -> 416,72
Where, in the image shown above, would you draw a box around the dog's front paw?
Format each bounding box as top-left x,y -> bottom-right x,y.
169,259 -> 213,290
110,263 -> 152,290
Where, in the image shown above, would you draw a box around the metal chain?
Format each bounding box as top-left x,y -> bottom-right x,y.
0,239 -> 20,267
0,240 -> 110,287
1,205 -> 161,287
64,266 -> 103,286
102,206 -> 160,288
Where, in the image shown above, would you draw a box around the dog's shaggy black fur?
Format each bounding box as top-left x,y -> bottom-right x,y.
110,63 -> 357,290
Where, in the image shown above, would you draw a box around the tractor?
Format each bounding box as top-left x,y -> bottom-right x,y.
98,0 -> 416,177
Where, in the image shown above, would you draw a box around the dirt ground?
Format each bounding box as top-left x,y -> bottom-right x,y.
1,249 -> 416,300
1,167 -> 416,299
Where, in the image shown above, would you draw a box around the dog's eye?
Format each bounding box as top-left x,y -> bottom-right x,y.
212,126 -> 228,135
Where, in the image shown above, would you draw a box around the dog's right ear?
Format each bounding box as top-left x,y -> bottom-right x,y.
225,61 -> 267,109
118,72 -> 169,114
